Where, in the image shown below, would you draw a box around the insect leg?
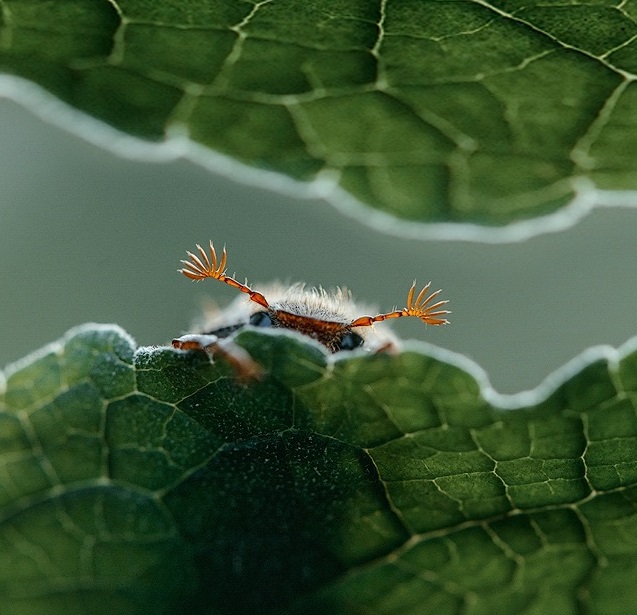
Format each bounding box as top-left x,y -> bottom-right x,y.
172,334 -> 263,381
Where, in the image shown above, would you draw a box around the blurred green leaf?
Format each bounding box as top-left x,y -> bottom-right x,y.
1,1 -> 636,228
2,325 -> 637,614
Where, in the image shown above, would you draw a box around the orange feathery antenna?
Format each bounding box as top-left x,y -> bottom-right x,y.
179,241 -> 269,308
350,282 -> 450,328
179,242 -> 449,327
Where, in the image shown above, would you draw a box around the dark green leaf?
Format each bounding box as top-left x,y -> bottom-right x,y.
2,325 -> 637,614
1,1 -> 635,228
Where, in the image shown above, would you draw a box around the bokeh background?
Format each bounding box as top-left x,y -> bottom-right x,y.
1,96 -> 636,394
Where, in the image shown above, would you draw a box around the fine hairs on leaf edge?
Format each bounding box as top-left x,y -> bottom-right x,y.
0,323 -> 137,385
3,323 -> 636,416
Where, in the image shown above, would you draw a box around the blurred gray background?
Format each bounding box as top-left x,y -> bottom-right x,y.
1,96 -> 636,394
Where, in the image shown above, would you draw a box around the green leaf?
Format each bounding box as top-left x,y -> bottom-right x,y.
2,324 -> 637,614
1,0 -> 636,230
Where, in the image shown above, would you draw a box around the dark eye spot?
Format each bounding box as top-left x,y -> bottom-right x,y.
338,331 -> 364,351
249,311 -> 273,327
